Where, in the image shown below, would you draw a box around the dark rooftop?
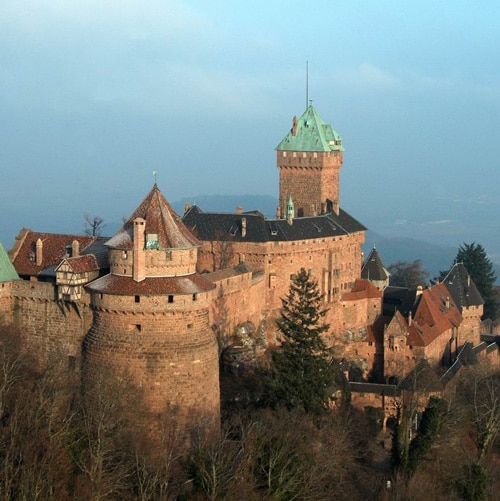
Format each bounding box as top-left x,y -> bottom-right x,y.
182,206 -> 366,243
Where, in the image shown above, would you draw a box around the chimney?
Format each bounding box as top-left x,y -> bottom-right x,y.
333,199 -> 339,215
446,296 -> 450,309
72,240 -> 80,258
292,115 -> 298,136
184,202 -> 191,214
276,206 -> 282,219
36,238 -> 43,266
133,218 -> 146,282
241,217 -> 247,238
416,285 -> 423,296
236,205 -> 243,215
408,311 -> 412,326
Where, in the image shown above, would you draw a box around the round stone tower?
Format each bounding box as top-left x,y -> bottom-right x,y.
84,184 -> 219,436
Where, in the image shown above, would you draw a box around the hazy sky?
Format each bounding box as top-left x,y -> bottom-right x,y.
1,1 -> 499,261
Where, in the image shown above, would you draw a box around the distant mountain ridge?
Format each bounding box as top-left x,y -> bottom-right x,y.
172,194 -> 500,284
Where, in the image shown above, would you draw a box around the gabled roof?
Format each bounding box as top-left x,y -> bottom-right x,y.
442,263 -> 484,310
410,283 -> 463,347
56,254 -> 100,274
106,184 -> 200,250
275,105 -> 344,152
387,284 -> 463,348
0,241 -> 19,282
9,229 -> 107,278
361,247 -> 388,282
182,206 -> 365,243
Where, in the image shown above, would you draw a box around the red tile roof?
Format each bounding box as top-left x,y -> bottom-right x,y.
58,255 -> 100,273
411,283 -> 462,346
86,273 -> 215,295
387,284 -> 463,348
342,279 -> 382,301
10,229 -> 99,277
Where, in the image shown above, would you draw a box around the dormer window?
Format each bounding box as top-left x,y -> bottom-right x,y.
145,233 -> 159,250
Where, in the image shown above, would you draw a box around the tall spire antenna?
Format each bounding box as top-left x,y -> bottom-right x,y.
305,60 -> 309,110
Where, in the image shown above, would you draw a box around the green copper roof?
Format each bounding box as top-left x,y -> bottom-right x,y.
0,241 -> 19,282
276,105 -> 343,152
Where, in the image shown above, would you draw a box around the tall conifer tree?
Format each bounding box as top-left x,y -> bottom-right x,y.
264,268 -> 332,414
455,243 -> 497,320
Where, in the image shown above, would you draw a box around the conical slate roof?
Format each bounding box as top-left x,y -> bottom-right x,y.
361,247 -> 388,282
106,184 -> 200,250
276,105 -> 343,152
442,263 -> 484,310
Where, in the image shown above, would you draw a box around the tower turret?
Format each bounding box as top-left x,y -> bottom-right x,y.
276,105 -> 344,217
85,184 -> 219,440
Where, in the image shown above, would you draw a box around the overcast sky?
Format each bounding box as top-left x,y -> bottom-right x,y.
1,1 -> 499,261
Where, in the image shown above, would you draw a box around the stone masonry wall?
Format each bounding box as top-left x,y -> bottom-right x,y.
196,231 -> 366,347
10,281 -> 92,367
339,295 -> 382,376
459,305 -> 483,345
0,282 -> 14,325
84,294 -> 220,435
277,150 -> 343,217
209,271 -> 266,345
109,247 -> 198,277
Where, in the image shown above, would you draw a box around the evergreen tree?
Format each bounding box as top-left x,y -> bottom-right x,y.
455,243 -> 497,320
263,268 -> 332,414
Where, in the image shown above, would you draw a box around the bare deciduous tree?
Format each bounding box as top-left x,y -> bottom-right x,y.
84,213 -> 106,237
457,364 -> 500,460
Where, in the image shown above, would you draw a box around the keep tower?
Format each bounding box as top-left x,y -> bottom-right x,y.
276,105 -> 344,217
84,184 -> 219,435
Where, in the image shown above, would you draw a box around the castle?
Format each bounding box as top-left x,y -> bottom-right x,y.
0,104 -> 498,434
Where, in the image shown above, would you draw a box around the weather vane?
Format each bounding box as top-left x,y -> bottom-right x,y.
152,170 -> 158,184
306,60 -> 309,110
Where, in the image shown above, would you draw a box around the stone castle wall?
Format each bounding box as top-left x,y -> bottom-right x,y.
84,292 -> 220,433
109,247 -> 198,277
9,281 -> 92,366
209,269 -> 266,344
459,305 -> 483,345
339,294 -> 382,375
195,231 -> 366,346
0,282 -> 15,324
198,232 -> 364,305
